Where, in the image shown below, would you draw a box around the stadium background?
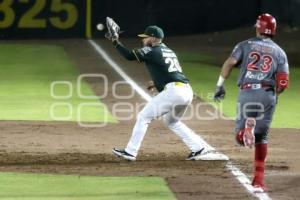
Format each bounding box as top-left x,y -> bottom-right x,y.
0,0 -> 299,200
1,0 -> 299,38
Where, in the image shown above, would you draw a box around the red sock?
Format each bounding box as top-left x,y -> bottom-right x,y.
252,143 -> 267,186
236,129 -> 245,146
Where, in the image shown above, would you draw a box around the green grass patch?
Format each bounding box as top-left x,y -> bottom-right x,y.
0,172 -> 175,200
180,52 -> 300,129
0,44 -> 117,123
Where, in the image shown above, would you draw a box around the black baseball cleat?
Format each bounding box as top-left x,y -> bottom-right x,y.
186,148 -> 229,161
112,148 -> 136,161
186,148 -> 205,160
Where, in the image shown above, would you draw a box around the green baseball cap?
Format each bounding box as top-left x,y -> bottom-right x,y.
138,25 -> 164,39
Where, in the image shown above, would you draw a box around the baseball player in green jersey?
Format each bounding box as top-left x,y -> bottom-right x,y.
105,17 -> 226,161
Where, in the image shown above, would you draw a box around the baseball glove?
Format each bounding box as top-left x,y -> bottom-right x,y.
105,17 -> 121,41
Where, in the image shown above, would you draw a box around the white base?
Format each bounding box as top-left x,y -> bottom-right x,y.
194,151 -> 229,161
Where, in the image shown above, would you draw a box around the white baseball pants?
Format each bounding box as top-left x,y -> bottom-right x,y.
125,82 -> 204,157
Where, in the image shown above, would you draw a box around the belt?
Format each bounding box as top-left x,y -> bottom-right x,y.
175,82 -> 186,87
240,83 -> 273,90
164,82 -> 188,90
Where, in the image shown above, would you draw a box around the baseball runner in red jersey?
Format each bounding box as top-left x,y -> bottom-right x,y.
104,17 -> 228,162
214,13 -> 289,193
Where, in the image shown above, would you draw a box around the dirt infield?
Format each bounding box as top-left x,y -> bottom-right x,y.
0,38 -> 299,200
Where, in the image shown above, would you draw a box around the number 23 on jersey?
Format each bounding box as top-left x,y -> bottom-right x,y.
247,51 -> 273,73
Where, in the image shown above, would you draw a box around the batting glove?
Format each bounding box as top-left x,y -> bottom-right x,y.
214,85 -> 226,102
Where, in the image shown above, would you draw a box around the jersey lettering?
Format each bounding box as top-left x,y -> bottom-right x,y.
140,46 -> 152,55
245,71 -> 268,80
165,57 -> 182,73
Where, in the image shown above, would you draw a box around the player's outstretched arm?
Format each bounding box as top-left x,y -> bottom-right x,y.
113,41 -> 138,61
104,16 -> 137,61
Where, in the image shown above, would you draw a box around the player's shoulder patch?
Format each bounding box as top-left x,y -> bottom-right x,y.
140,46 -> 152,55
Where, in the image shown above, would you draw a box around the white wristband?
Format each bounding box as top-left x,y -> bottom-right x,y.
216,75 -> 225,87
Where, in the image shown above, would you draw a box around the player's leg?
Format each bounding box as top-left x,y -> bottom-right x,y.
163,101 -> 228,161
116,84 -> 192,160
161,84 -> 204,153
235,96 -> 265,191
252,97 -> 276,192
162,84 -> 229,160
121,90 -> 173,158
235,97 -> 258,147
252,142 -> 268,192
236,90 -> 276,192
163,104 -> 205,153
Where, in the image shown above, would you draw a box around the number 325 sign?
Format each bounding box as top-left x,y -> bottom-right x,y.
0,0 -> 85,37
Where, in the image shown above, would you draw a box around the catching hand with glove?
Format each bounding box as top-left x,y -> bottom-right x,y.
105,17 -> 121,41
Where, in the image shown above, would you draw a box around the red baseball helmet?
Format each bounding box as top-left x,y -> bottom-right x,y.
255,13 -> 277,36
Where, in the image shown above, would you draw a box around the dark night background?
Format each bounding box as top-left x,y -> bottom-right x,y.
0,0 -> 299,38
